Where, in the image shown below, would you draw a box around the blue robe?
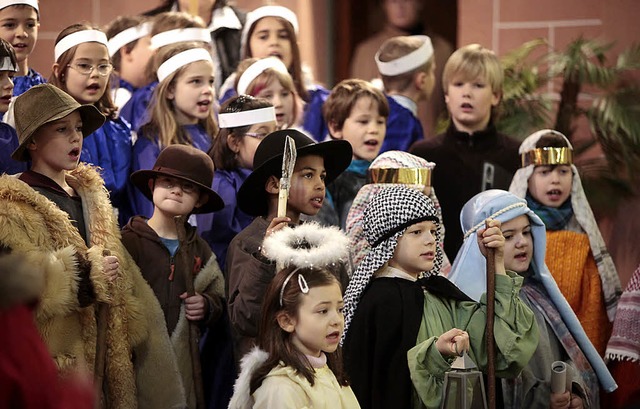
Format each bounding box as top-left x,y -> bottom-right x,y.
12,68 -> 46,97
196,167 -> 253,270
381,96 -> 424,153
112,78 -> 136,111
120,81 -> 157,132
0,123 -> 27,174
129,124 -> 213,219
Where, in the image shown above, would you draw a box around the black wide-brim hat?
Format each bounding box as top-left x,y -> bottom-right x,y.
130,145 -> 224,214
238,129 -> 352,216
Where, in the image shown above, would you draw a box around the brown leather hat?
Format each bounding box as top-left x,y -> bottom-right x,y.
130,144 -> 224,214
11,84 -> 106,161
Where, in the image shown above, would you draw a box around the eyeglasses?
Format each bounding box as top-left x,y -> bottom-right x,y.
67,62 -> 113,77
155,177 -> 199,194
245,132 -> 269,140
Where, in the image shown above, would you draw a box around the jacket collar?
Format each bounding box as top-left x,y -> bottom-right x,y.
445,122 -> 499,149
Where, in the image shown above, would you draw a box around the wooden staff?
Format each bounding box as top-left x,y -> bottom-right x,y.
188,0 -> 198,17
485,220 -> 496,409
175,215 -> 206,409
94,249 -> 111,409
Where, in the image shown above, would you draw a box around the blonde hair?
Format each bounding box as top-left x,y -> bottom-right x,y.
140,42 -> 218,148
442,44 -> 503,96
378,36 -> 434,93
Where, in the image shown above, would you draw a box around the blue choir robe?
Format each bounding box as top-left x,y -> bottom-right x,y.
112,78 -> 136,111
380,95 -> 424,153
0,123 -> 27,174
12,68 -> 46,97
120,81 -> 157,132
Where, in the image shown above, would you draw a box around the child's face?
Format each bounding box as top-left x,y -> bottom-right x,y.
168,60 -> 215,125
122,35 -> 153,88
253,78 -> 295,129
27,111 -> 83,173
150,175 -> 206,217
288,282 -> 344,357
330,96 -> 386,162
287,154 -> 326,217
528,165 -> 573,208
0,70 -> 15,113
0,6 -> 38,65
230,120 -> 277,169
389,220 -> 437,277
501,215 -> 533,274
445,73 -> 499,134
63,42 -> 111,104
248,17 -> 293,69
383,0 -> 422,30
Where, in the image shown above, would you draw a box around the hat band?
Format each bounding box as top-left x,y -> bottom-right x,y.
55,30 -> 108,61
218,106 -> 276,128
0,56 -> 17,72
375,35 -> 434,76
372,214 -> 439,248
521,147 -> 573,167
150,27 -> 211,50
0,0 -> 38,11
237,57 -> 289,95
107,22 -> 152,57
367,168 -> 431,186
157,48 -> 212,82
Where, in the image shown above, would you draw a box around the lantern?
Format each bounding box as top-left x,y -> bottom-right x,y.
440,351 -> 487,409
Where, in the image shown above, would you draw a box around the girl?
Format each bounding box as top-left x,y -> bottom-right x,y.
449,189 -> 617,408
228,222 -> 360,408
220,5 -> 329,142
0,36 -> 26,175
198,94 -> 277,270
50,23 -> 133,225
130,42 -> 217,219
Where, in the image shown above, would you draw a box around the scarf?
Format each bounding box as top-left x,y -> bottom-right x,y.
347,159 -> 370,176
606,265 -> 640,362
526,193 -> 573,231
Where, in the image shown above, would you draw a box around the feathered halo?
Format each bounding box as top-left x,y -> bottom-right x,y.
262,222 -> 350,268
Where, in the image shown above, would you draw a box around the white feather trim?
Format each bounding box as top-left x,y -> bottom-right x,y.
262,222 -> 350,268
228,347 -> 270,409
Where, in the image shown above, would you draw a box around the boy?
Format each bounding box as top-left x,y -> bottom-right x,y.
342,186 -> 538,409
410,43 -> 521,259
124,144 -> 230,408
0,37 -> 26,174
323,78 -> 389,229
0,84 -> 184,408
375,35 -> 435,153
510,129 -> 621,355
226,129 -> 352,360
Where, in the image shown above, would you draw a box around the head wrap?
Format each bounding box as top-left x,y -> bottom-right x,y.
509,129 -> 621,321
606,265 -> 640,363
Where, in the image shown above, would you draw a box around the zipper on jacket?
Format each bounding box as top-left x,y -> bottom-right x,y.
168,255 -> 175,281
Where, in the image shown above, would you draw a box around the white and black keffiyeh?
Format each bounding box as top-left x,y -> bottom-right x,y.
342,186 -> 443,338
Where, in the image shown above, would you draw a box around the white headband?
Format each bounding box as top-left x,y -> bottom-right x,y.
0,0 -> 38,11
157,48 -> 212,82
240,5 -> 299,56
107,22 -> 152,57
375,35 -> 434,76
218,106 -> 276,128
237,57 -> 289,95
0,56 -> 17,72
150,27 -> 211,50
54,30 -> 108,61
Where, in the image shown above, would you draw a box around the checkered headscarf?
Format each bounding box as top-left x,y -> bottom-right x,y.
342,185 -> 443,338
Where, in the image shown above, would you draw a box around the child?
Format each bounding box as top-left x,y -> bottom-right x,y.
509,129 -> 621,355
345,150 -> 451,275
220,5 -> 329,142
0,37 -> 26,175
123,144 -> 231,409
342,185 -> 538,409
410,43 -> 521,259
130,43 -> 217,219
375,35 -> 435,153
199,94 -> 277,270
0,84 -> 184,408
227,222 -> 360,408
323,78 -> 389,229
449,189 -> 617,408
49,23 -> 133,225
105,15 -> 153,110
226,129 -> 352,360
0,0 -> 45,97
234,57 -> 300,130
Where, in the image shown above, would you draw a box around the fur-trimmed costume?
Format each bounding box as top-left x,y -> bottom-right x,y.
0,165 -> 185,409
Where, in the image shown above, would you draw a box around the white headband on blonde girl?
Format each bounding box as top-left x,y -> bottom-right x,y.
237,57 -> 289,95
375,35 -> 434,76
150,28 -> 211,50
107,22 -> 152,57
157,48 -> 212,82
218,106 -> 276,128
54,30 -> 108,61
0,0 -> 38,11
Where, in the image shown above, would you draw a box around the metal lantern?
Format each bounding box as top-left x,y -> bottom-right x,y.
440,351 -> 488,409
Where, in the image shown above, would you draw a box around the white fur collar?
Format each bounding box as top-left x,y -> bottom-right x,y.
228,347 -> 269,409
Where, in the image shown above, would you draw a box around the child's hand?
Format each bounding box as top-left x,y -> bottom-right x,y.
265,216 -> 291,238
180,292 -> 206,321
102,255 -> 119,282
550,391 -> 570,409
477,219 -> 506,275
435,328 -> 469,357
569,394 -> 583,409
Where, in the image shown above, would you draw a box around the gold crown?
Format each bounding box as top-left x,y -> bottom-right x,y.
367,168 -> 432,186
521,147 -> 573,167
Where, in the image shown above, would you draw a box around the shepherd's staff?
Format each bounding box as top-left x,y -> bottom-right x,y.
277,135 -> 297,218
485,219 -> 496,409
